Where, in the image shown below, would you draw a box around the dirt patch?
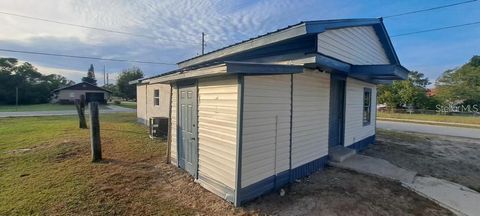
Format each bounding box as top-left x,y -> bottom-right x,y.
363,129 -> 480,192
51,141 -> 86,163
245,168 -> 453,216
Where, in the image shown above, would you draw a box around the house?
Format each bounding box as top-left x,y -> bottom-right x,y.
135,82 -> 171,125
133,18 -> 408,206
51,82 -> 111,104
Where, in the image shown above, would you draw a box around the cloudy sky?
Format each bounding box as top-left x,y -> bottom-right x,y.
0,0 -> 479,85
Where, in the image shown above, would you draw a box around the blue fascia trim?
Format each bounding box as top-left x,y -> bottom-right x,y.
350,64 -> 409,80
315,54 -> 351,73
313,54 -> 408,83
346,135 -> 376,152
305,19 -> 381,33
374,21 -> 401,65
237,155 -> 329,205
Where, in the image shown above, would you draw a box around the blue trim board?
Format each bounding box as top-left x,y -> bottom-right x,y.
237,155 -> 329,205
346,135 -> 376,152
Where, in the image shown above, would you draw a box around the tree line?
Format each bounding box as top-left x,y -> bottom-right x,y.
378,55 -> 480,111
0,58 -> 74,105
0,57 -> 144,105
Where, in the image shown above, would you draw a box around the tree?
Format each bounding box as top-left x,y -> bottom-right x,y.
117,67 -> 144,100
436,56 -> 480,106
82,64 -> 97,85
103,83 -> 120,97
377,71 -> 432,110
0,57 -> 74,105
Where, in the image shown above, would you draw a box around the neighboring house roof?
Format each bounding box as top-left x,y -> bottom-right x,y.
52,82 -> 112,93
133,18 -> 408,85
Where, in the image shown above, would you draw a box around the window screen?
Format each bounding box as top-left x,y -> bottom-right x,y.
154,89 -> 160,106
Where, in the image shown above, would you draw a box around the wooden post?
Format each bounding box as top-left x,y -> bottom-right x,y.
75,98 -> 88,129
89,102 -> 102,162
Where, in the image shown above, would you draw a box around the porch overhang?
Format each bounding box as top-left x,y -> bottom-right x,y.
308,54 -> 409,84
350,64 -> 409,81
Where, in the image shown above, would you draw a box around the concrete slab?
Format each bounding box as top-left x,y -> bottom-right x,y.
329,154 -> 417,184
329,146 -> 356,162
404,177 -> 480,216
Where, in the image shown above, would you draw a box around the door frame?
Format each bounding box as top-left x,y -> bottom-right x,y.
328,74 -> 346,148
176,79 -> 199,179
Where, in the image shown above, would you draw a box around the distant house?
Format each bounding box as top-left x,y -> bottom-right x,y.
51,82 -> 111,104
134,83 -> 171,125
133,18 -> 408,206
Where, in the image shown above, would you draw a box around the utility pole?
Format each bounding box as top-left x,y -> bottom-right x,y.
201,32 -> 205,55
106,73 -> 109,85
15,86 -> 18,111
103,65 -> 106,86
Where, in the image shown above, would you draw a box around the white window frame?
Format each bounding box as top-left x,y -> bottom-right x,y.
363,88 -> 372,126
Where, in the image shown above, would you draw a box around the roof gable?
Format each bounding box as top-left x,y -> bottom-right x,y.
177,18 -> 399,68
52,82 -> 112,93
317,26 -> 390,65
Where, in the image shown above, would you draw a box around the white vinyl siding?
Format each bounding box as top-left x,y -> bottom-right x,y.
146,83 -> 171,121
170,85 -> 178,165
344,78 -> 377,146
197,76 -> 238,189
291,69 -> 330,168
317,26 -> 390,65
241,75 -> 291,188
136,85 -> 147,124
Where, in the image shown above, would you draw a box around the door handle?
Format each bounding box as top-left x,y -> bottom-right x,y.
191,138 -> 196,140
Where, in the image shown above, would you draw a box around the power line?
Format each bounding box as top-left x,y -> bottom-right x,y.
383,0 -> 478,18
391,21 -> 480,37
0,48 -> 176,65
0,11 -> 195,45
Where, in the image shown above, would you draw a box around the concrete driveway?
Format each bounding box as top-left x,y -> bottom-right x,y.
0,105 -> 135,118
377,120 -> 480,139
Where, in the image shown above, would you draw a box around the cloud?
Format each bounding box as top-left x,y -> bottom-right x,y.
0,0 -> 347,82
5,0 -> 475,83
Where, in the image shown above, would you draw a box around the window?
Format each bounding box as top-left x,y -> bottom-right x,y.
153,89 -> 160,106
363,88 -> 372,126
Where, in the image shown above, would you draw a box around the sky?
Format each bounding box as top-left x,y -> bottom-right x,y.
0,0 -> 479,85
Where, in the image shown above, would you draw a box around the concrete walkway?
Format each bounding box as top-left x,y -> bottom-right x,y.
377,120 -> 480,139
330,154 -> 480,216
404,177 -> 480,216
329,154 -> 417,183
0,105 -> 135,118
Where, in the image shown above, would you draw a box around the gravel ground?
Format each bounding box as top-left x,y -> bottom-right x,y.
363,129 -> 480,192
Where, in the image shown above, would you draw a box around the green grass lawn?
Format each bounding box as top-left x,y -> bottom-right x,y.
0,113 -> 194,215
377,112 -> 480,125
112,101 -> 136,109
0,103 -> 77,112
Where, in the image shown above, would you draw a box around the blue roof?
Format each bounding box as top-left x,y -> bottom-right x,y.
177,18 -> 400,68
136,18 -> 406,83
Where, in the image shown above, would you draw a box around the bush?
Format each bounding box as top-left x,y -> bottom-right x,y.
113,100 -> 121,105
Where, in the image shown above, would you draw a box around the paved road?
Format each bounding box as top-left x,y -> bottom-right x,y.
0,105 -> 135,118
377,120 -> 480,139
